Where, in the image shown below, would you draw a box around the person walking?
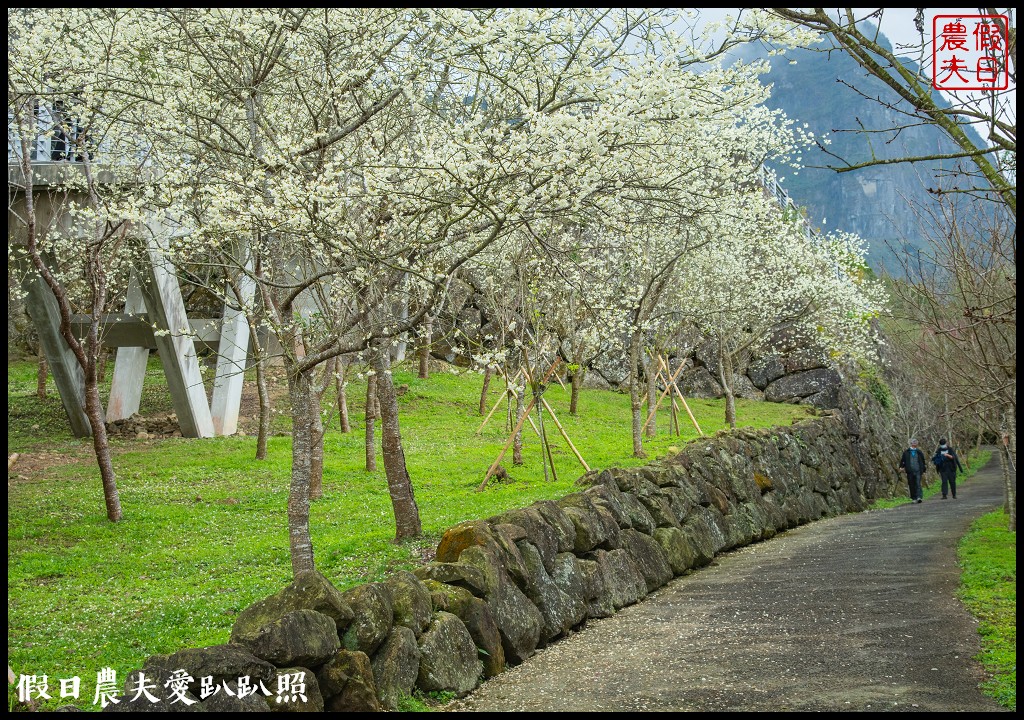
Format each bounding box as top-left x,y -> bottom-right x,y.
932,439 -> 964,499
899,438 -> 927,503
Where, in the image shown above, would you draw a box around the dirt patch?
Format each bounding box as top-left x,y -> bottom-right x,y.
8,450 -> 91,483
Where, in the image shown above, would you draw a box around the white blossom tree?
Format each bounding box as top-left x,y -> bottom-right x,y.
678,192 -> 887,428
8,9 -> 171,521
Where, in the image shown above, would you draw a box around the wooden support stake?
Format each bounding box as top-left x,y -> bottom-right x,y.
658,355 -> 703,437
526,413 -> 542,438
643,360 -> 687,431
540,397 -> 590,472
553,371 -> 567,391
477,387 -> 513,434
479,358 -> 562,490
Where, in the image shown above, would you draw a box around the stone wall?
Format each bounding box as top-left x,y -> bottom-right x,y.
107,412 -> 901,713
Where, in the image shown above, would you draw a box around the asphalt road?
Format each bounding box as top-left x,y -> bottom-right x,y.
448,454 -> 1010,712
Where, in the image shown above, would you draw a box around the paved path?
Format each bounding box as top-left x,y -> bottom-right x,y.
449,455 -> 1010,712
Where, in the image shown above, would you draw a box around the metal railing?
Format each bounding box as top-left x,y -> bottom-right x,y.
759,163 -> 820,243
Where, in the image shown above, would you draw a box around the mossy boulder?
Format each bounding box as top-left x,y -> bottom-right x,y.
230,571 -> 353,645
240,609 -> 340,669
423,580 -> 505,678
384,571 -> 433,637
267,667 -> 324,712
316,650 -> 380,713
370,626 -> 420,711
417,611 -> 483,694
341,583 -> 394,656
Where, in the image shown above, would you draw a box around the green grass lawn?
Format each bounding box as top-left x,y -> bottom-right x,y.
8,356 -> 813,710
958,511 -> 1017,710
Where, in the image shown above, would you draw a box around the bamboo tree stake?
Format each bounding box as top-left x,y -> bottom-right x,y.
657,354 -> 681,436
552,370 -> 567,391
539,397 -> 590,472
477,386 -> 513,433
476,385 -> 542,437
479,358 -> 562,490
658,354 -> 703,437
478,365 -> 525,433
643,359 -> 687,431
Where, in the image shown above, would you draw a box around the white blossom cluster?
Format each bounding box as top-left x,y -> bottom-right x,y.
9,8 -> 877,376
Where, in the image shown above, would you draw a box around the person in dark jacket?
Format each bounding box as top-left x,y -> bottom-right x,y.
898,438 -> 927,503
932,439 -> 965,499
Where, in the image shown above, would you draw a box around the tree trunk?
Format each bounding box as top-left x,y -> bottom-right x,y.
36,347 -> 47,399
310,401 -> 325,501
645,353 -> 657,438
479,365 -> 492,415
97,350 -> 108,383
84,366 -> 121,522
718,339 -> 737,430
254,351 -> 271,460
336,358 -> 350,433
394,274 -> 409,362
373,350 -> 422,540
569,368 -> 582,416
513,381 -> 526,465
285,365 -> 315,575
418,316 -> 432,379
365,373 -> 378,471
629,329 -> 645,458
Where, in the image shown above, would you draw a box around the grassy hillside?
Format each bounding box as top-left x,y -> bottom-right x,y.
7,357 -> 813,710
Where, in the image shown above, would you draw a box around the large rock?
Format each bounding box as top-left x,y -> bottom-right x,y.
783,348 -> 828,374
493,506 -> 560,572
417,611 -> 484,694
370,626 -> 420,711
459,546 -> 542,665
384,571 -> 433,638
731,372 -> 765,401
805,385 -> 842,410
230,571 -> 353,644
143,644 -> 275,699
341,583 -> 394,656
558,493 -> 618,551
423,580 -> 505,678
619,491 -> 657,534
693,337 -> 720,372
531,501 -> 576,553
267,667 -> 324,712
680,366 -> 724,398
638,492 -> 680,529
316,650 -> 381,712
413,562 -> 488,597
435,520 -> 498,563
747,356 -> 785,390
240,609 -> 340,668
764,368 -> 842,403
515,541 -> 585,643
681,517 -> 716,568
576,557 -> 614,619
653,526 -> 697,576
201,680 -> 271,712
618,528 -> 673,592
436,520 -> 529,588
584,549 -> 646,610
